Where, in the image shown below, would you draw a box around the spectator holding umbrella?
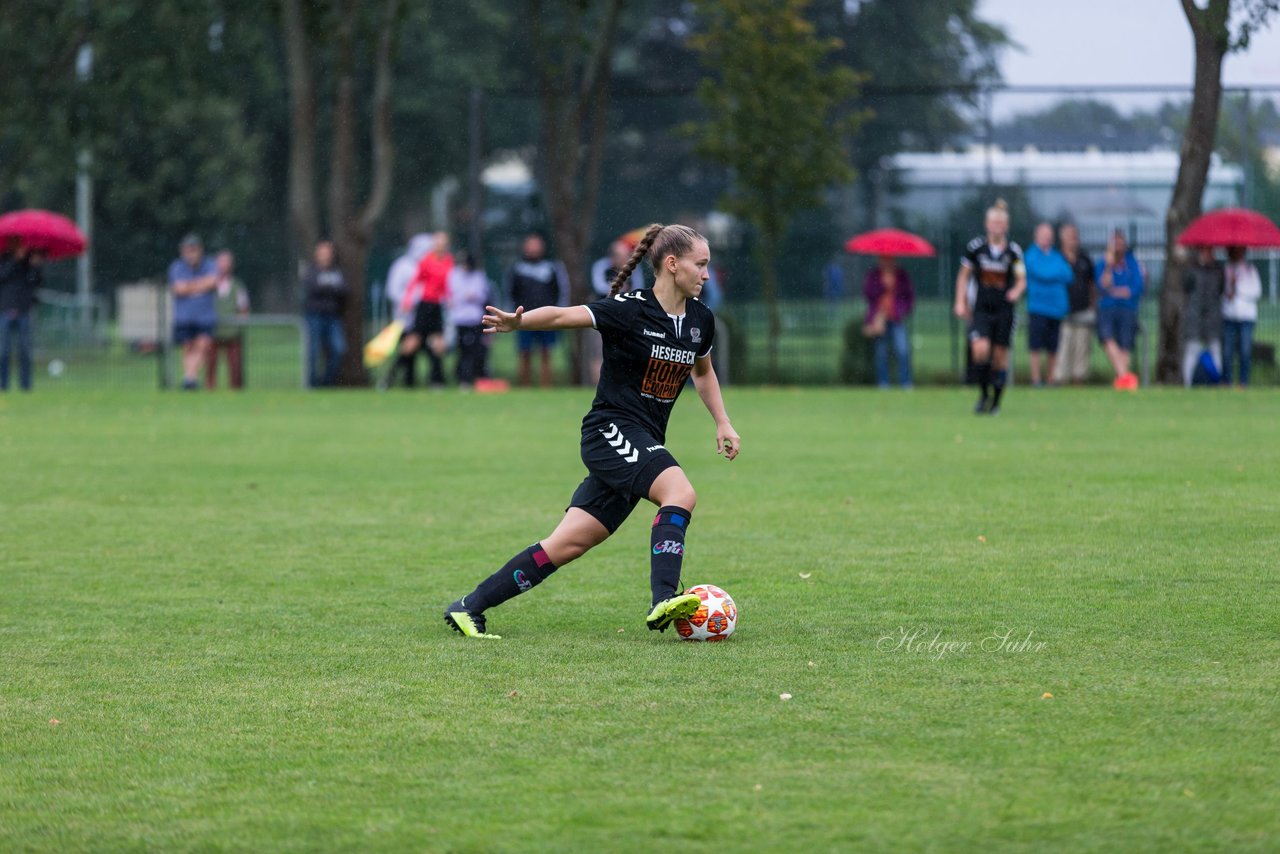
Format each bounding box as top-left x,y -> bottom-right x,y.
1222,246 -> 1262,387
1177,208 -> 1280,387
0,210 -> 89,393
861,255 -> 915,389
845,228 -> 933,390
0,240 -> 38,392
1181,246 -> 1224,387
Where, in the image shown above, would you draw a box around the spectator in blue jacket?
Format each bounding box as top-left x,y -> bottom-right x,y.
1095,230 -> 1144,390
169,234 -> 219,391
1023,222 -> 1072,386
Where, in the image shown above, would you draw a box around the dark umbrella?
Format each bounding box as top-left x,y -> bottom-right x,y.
844,228 -> 936,257
1176,208 -> 1280,248
0,209 -> 88,259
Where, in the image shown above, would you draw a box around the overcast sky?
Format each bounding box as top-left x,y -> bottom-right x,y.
978,0 -> 1280,114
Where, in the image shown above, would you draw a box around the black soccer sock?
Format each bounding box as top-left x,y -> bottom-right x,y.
650,506 -> 692,606
992,369 -> 1008,406
399,353 -> 416,388
464,543 -> 558,613
976,361 -> 992,400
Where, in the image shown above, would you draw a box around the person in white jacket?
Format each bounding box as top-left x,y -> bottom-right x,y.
446,251 -> 492,388
1221,246 -> 1263,387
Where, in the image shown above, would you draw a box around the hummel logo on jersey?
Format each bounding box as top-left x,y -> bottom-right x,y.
613,291 -> 646,302
643,329 -> 666,338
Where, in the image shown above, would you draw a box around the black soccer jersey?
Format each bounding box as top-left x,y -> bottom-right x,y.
581,289 -> 716,442
962,238 -> 1024,312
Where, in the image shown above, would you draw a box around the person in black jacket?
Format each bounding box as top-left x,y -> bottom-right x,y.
504,233 -> 569,387
301,240 -> 349,387
0,240 -> 40,392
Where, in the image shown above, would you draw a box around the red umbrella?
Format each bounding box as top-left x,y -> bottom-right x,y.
0,209 -> 88,259
1176,208 -> 1280,248
844,228 -> 936,257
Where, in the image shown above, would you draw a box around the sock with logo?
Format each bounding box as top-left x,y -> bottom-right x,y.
992,369 -> 1008,406
464,543 -> 557,613
650,506 -> 692,606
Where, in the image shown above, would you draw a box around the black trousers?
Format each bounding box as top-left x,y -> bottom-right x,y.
455,325 -> 485,385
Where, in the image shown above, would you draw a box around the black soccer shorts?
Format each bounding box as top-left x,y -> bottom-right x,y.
568,421 -> 679,533
969,304 -> 1015,348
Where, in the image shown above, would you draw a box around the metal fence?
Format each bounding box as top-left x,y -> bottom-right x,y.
17,240 -> 1280,391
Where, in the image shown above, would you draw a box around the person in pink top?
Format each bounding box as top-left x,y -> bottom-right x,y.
396,231 -> 454,389
862,255 -> 915,388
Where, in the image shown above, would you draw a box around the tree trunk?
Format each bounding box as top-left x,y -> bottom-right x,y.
529,0 -> 623,385
325,0 -> 401,386
281,0 -> 319,260
1159,0 -> 1230,383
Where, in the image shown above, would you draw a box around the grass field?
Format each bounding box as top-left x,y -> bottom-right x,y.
2,385 -> 1278,851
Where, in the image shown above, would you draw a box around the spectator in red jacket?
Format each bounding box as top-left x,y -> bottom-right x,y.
395,231 -> 454,389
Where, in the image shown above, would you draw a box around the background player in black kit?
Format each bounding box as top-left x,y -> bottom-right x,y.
444,223 -> 740,639
953,199 -> 1026,414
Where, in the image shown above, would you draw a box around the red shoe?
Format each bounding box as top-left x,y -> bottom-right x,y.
1120,372 -> 1139,391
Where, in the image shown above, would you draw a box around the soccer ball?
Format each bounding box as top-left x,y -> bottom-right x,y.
674,584 -> 737,641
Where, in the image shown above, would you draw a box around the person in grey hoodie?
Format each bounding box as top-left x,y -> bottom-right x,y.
1181,246 -> 1224,387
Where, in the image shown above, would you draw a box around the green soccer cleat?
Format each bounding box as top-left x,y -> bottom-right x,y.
444,599 -> 501,639
646,593 -> 701,632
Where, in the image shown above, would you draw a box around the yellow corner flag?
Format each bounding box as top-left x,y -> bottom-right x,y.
363,321 -> 404,368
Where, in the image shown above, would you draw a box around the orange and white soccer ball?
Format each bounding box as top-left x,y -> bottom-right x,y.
674,584 -> 737,641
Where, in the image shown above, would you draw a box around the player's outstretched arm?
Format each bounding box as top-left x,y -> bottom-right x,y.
482,304 -> 593,334
692,356 -> 740,461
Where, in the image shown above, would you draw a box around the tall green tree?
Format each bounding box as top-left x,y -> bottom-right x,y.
515,0 -> 624,384
690,0 -> 861,380
1157,0 -> 1278,383
811,0 -> 1010,228
0,2 -> 277,290
281,0 -> 404,385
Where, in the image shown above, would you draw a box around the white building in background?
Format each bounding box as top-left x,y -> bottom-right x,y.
880,146 -> 1244,230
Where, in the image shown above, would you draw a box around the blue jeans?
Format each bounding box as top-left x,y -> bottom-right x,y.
0,311 -> 33,391
306,313 -> 347,387
1221,319 -> 1255,386
874,320 -> 912,387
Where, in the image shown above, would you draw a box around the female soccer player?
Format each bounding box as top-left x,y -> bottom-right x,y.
953,199 -> 1026,414
444,224 -> 740,639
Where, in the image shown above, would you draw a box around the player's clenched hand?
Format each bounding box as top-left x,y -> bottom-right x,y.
716,423 -> 741,461
483,305 -> 523,334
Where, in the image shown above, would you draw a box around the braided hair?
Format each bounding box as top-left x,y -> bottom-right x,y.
608,223 -> 708,297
